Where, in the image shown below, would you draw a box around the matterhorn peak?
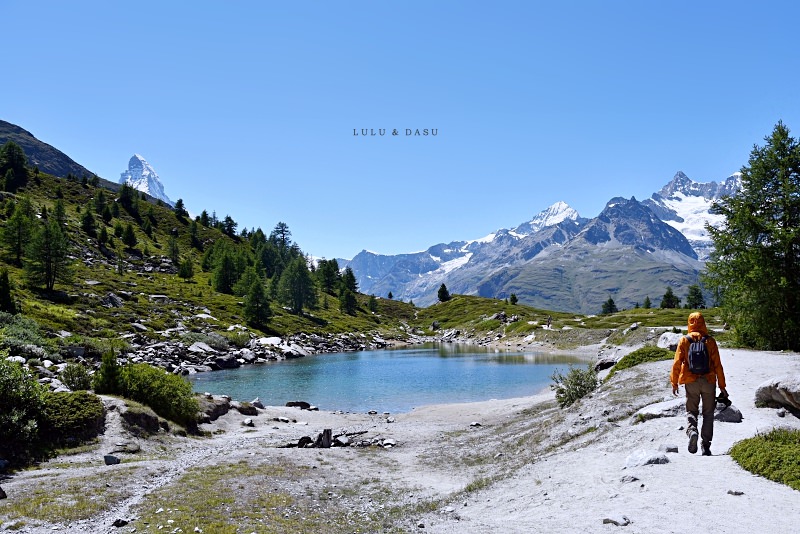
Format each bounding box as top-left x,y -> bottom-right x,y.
119,154 -> 174,207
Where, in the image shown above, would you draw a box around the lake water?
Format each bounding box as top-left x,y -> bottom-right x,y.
188,344 -> 585,413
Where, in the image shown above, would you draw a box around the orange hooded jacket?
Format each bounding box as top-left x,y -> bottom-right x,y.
670,312 -> 726,389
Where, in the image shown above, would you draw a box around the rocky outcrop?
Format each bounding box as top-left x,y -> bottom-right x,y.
754,375 -> 800,413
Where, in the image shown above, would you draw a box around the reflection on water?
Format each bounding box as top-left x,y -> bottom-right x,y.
188,344 -> 583,414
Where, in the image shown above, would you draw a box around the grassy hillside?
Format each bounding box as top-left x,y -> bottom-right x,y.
0,171 -> 422,357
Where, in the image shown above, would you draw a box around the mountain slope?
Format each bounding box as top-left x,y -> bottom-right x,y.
0,120 -> 97,179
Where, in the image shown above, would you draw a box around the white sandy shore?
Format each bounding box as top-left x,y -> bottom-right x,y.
1,347 -> 799,533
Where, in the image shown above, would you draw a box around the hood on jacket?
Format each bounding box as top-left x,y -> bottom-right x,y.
688,312 -> 708,335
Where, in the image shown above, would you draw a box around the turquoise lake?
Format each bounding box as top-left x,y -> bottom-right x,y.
188,344 -> 585,413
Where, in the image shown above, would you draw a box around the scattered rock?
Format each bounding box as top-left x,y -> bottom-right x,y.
777,407 -> 787,417
624,451 -> 669,469
0,486 -> 6,499
714,403 -> 743,423
659,444 -> 679,453
603,514 -> 631,526
634,398 -> 685,421
286,401 -> 311,410
251,397 -> 265,409
386,416 -> 396,423
242,418 -> 254,427
101,293 -> 124,308
112,518 -> 128,527
104,455 -> 121,465
470,421 -> 482,427
727,490 -> 745,496
620,475 -> 640,484
232,402 -> 258,416
594,355 -> 619,372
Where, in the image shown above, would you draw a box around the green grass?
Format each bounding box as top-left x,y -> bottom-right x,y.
130,459 -> 412,533
0,468 -> 135,522
605,346 -> 673,381
730,428 -> 800,491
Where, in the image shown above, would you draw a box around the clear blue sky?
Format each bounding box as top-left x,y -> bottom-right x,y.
3,1 -> 799,259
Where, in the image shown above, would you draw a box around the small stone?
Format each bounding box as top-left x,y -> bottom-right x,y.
620,475 -> 640,484
417,523 -> 425,529
727,490 -> 745,496
659,444 -> 679,453
104,455 -> 121,465
242,418 -> 254,427
386,416 -> 396,423
0,486 -> 6,499
112,518 -> 129,527
777,407 -> 787,418
602,514 -> 631,526
470,421 -> 482,427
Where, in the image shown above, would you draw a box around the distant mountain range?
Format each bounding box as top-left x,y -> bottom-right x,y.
342,172 -> 741,313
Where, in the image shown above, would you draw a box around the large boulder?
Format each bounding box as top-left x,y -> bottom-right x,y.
755,375 -> 800,413
657,332 -> 683,351
715,403 -> 743,423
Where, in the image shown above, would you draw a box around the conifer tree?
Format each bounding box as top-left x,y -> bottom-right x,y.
244,280 -> 271,326
643,296 -> 651,309
2,197 -> 34,265
601,297 -> 618,314
686,284 -> 705,309
278,256 -> 317,314
0,268 -> 17,314
122,223 -> 137,248
438,283 -> 451,302
25,218 -> 72,291
704,122 -> 800,350
178,257 -> 195,282
659,287 -> 680,309
81,209 -> 96,237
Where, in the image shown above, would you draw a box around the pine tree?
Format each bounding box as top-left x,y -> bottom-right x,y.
0,141 -> 28,191
601,297 -> 618,314
643,296 -> 651,309
0,268 -> 17,314
388,291 -> 393,300
81,209 -> 96,237
278,256 -> 317,314
213,252 -> 238,294
2,197 -> 34,265
368,294 -> 378,312
659,287 -> 680,309
438,283 -> 451,302
168,234 -> 180,264
174,198 -> 188,219
686,284 -> 705,309
704,122 -> 800,350
25,218 -> 72,291
122,223 -> 137,248
510,293 -> 518,305
339,288 -> 358,315
244,280 -> 272,326
178,257 -> 195,282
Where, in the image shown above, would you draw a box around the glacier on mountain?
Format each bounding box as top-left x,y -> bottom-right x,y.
119,154 -> 175,207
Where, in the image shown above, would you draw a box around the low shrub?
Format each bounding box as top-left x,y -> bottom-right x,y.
221,330 -> 251,348
605,346 -> 672,381
92,350 -> 122,394
61,363 -> 93,391
0,313 -> 54,355
551,363 -> 599,408
119,363 -> 199,429
40,391 -> 105,446
730,428 -> 800,491
0,356 -> 49,464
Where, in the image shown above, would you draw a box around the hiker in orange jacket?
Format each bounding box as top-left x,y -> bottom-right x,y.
670,312 -> 727,456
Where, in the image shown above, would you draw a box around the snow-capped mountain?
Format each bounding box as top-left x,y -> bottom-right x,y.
642,171 -> 741,260
343,202 -> 585,306
119,154 -> 174,207
345,171 -> 741,313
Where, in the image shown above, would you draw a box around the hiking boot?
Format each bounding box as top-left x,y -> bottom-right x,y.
688,430 -> 699,454
701,442 -> 711,456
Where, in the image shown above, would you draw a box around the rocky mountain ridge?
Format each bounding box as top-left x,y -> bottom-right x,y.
344,171 -> 739,313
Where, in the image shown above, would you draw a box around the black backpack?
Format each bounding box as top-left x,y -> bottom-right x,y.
686,334 -> 710,375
